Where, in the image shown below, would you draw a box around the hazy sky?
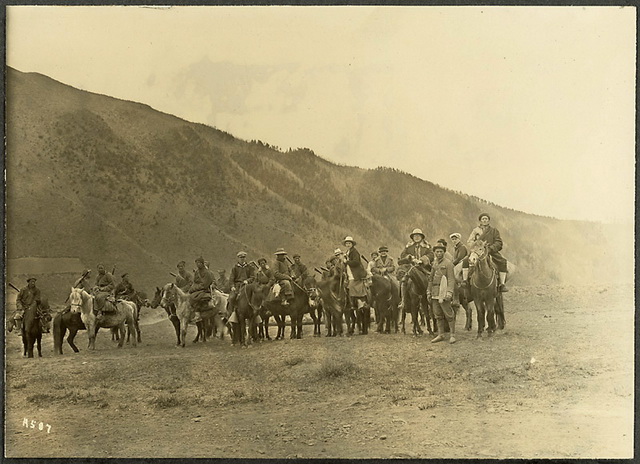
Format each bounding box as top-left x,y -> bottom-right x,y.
7,6 -> 636,223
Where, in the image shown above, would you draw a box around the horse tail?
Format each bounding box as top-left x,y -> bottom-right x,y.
52,312 -> 63,354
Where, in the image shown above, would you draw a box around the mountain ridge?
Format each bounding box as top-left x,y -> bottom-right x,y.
5,67 -> 628,302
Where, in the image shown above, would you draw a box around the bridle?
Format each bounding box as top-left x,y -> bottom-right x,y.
469,244 -> 496,290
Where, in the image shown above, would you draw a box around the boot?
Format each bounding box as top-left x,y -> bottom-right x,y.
499,272 -> 509,292
431,323 -> 445,343
449,325 -> 456,344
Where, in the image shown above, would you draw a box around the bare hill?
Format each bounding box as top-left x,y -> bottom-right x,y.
5,67 -> 626,300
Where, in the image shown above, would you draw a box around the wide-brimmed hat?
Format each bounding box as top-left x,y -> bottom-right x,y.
378,246 -> 389,253
449,233 -> 462,240
237,251 -> 247,258
343,236 -> 356,246
410,228 -> 425,239
432,244 -> 446,252
478,213 -> 490,221
274,248 -> 288,255
27,277 -> 37,283
257,258 -> 267,264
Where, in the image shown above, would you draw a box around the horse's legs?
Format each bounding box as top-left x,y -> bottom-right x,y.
36,333 -> 42,357
289,314 -> 296,339
171,316 -> 181,346
180,320 -> 188,348
476,300 -> 486,338
401,302 -> 407,334
193,322 -> 201,343
487,298 -> 496,335
68,328 -> 80,353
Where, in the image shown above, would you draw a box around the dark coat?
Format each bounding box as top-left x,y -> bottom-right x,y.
452,243 -> 468,266
17,286 -> 41,310
399,241 -> 434,266
175,271 -> 194,293
273,259 -> 292,281
229,263 -> 255,286
345,246 -> 367,280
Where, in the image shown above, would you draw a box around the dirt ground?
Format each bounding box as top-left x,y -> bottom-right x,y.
5,283 -> 634,459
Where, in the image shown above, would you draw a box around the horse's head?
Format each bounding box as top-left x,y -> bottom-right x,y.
160,283 -> 176,309
69,287 -> 84,313
150,286 -> 163,309
468,240 -> 489,267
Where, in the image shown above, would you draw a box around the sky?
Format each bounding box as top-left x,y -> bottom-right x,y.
6,6 -> 636,224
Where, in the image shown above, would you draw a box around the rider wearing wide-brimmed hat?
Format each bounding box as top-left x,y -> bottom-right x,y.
399,228 -> 434,266
342,236 -> 369,318
273,248 -> 294,305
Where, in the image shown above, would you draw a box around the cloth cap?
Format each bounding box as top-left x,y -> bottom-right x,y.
410,228 -> 425,239
293,254 -> 301,259
257,258 -> 267,264
378,246 -> 389,253
449,233 -> 462,240
237,251 -> 247,258
274,248 -> 287,255
343,236 -> 356,246
433,244 -> 446,252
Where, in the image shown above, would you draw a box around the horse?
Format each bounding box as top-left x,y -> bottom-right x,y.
20,301 -> 47,358
151,286 -> 181,345
231,282 -> 265,347
52,310 -> 86,355
370,275 -> 400,334
468,240 -> 503,338
68,287 -> 137,350
454,262 -> 475,331
316,271 -> 347,337
201,289 -> 229,341
110,293 -> 143,344
160,283 -> 210,348
401,265 -> 438,336
262,275 -> 319,340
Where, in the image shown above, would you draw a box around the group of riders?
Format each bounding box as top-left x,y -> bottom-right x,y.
9,213 -> 509,344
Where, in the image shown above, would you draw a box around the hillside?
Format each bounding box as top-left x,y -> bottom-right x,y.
5,67 -> 630,301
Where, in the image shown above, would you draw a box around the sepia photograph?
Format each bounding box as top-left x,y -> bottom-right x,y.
4,4 -> 635,460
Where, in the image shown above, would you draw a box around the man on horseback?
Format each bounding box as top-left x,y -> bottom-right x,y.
228,251 -> 256,314
464,213 -> 509,292
372,246 -> 396,277
217,269 -> 230,293
450,233 -> 468,266
189,257 -> 216,323
13,278 -> 42,333
291,254 -> 310,285
273,248 -> 294,306
93,264 -> 116,316
114,273 -> 136,301
398,228 -> 434,310
255,258 -> 275,286
427,243 -> 457,344
175,261 -> 193,293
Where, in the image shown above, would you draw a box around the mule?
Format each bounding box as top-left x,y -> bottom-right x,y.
52,310 -> 86,355
468,240 -> 501,338
68,288 -> 137,350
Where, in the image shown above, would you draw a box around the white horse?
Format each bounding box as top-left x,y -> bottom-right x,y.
68,287 -> 137,350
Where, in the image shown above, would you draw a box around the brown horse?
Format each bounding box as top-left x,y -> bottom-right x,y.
20,301 -> 47,358
370,275 -> 400,334
402,265 -> 437,336
262,275 -> 319,340
52,310 -> 86,355
231,282 -> 265,347
317,271 -> 347,337
151,286 -> 181,345
468,240 -> 501,338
